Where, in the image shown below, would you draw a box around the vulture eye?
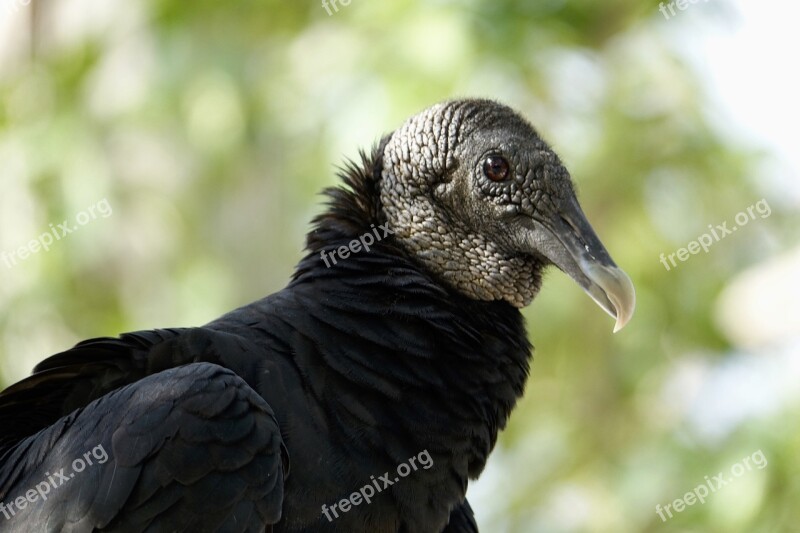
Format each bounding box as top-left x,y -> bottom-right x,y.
483,155 -> 510,182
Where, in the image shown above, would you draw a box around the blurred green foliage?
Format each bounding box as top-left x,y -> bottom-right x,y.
0,1 -> 797,532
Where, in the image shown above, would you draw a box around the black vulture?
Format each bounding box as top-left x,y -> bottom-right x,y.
0,99 -> 634,532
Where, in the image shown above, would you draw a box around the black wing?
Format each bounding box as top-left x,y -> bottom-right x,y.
443,500 -> 479,533
0,362 -> 287,532
0,327 -> 268,456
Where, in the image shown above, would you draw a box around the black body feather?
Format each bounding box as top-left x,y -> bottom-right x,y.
0,142 -> 532,532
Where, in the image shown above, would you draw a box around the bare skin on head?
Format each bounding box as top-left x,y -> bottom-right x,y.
380,99 -> 635,331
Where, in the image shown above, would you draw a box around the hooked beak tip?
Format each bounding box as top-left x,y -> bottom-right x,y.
520,200 -> 635,333
580,258 -> 636,333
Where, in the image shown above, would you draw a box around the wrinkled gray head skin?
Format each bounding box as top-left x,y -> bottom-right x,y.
380,99 -> 635,331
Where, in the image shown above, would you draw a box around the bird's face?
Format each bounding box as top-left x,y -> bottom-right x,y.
380,99 -> 634,331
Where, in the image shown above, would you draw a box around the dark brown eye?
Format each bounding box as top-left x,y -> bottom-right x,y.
483,155 -> 510,182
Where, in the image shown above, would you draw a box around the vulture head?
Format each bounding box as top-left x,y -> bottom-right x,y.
379,99 -> 635,331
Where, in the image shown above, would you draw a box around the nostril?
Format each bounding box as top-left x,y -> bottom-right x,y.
560,215 -> 591,254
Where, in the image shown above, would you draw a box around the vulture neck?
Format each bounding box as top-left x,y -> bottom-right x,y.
291,147 -> 533,479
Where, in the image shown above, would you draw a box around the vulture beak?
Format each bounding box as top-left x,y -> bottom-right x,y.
522,196 -> 635,332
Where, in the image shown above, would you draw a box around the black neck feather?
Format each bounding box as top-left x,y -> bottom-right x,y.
288,143 -> 533,480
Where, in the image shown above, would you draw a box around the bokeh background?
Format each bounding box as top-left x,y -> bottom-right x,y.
1,1 -> 798,531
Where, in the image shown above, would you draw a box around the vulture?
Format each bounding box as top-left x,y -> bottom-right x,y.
0,99 -> 635,532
